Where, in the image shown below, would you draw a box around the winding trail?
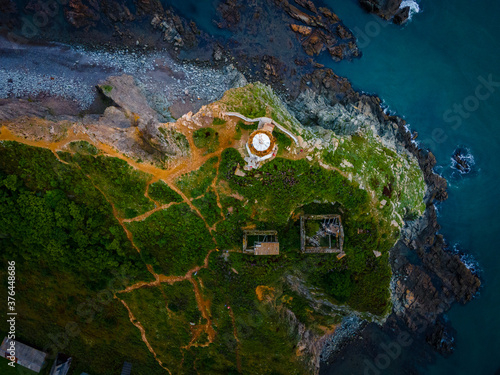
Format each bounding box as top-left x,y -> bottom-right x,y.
85,175 -> 143,255
208,160 -> 225,232
228,307 -> 242,373
0,96 -> 354,374
185,278 -> 216,347
0,119 -> 242,372
0,124 -> 217,231
117,250 -> 215,294
122,202 -> 181,223
117,250 -> 218,360
144,179 -> 162,207
118,298 -> 173,375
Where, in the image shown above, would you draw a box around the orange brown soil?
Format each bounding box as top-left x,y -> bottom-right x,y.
208,161 -> 225,231
118,298 -> 173,375
144,180 -> 162,207
117,250 -> 215,295
122,202 -> 181,223
0,110 -> 297,372
0,120 -> 228,370
255,285 -> 276,302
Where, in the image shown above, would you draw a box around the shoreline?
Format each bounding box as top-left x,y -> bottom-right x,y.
0,0 -> 481,372
0,48 -> 480,372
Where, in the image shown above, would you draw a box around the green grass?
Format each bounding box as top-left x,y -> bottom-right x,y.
221,83 -> 303,137
0,83 -> 428,374
0,142 -> 150,281
148,180 -> 183,205
163,281 -> 201,322
197,258 -> 310,375
218,147 -> 394,315
212,117 -> 227,125
235,120 -> 258,131
175,156 -> 218,199
193,128 -> 219,154
322,132 -> 426,221
119,284 -> 194,374
222,89 -> 267,118
0,259 -> 158,375
192,189 -> 222,227
233,120 -> 259,141
62,152 -> 155,219
101,84 -> 113,94
273,128 -> 292,149
126,203 -> 214,276
215,195 -> 252,250
0,142 -> 159,374
219,148 -> 369,225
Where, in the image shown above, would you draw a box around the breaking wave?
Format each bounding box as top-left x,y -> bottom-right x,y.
450,146 -> 476,175
451,243 -> 482,276
400,0 -> 421,19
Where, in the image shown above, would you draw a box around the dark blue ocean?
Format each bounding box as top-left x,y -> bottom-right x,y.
321,1 -> 500,374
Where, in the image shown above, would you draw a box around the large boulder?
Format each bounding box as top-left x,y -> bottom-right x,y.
359,0 -> 410,24
98,75 -> 158,121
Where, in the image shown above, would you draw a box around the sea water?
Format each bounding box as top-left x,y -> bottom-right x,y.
321,0 -> 500,374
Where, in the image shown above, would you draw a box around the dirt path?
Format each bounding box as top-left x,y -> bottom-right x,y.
0,119 -> 243,371
185,278 -> 216,348
0,124 -> 219,232
84,175 -> 144,256
122,202 -> 181,223
118,250 -> 217,354
0,106 -> 338,374
228,307 -> 242,373
144,179 -> 162,207
118,250 -> 215,294
118,298 -> 173,374
208,159 -> 225,231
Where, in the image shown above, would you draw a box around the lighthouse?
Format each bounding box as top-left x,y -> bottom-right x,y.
246,123 -> 277,162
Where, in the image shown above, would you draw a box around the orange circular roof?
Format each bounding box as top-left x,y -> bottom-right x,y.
248,130 -> 275,157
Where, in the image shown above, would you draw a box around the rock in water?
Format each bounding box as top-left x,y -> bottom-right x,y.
359,0 -> 410,24
393,6 -> 410,25
452,146 -> 474,174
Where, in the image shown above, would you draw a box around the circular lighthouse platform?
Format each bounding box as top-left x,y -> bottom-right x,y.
247,130 -> 276,158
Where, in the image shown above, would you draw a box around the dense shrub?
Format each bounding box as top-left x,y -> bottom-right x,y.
176,156 -> 218,199
193,127 -> 219,154
148,180 -> 183,204
192,189 -> 222,227
126,203 -> 214,275
0,142 -> 149,282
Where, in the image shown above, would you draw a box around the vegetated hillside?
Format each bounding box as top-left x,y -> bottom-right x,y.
0,83 -> 425,375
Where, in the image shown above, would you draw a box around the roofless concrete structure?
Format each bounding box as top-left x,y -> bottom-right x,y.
300,214 -> 345,258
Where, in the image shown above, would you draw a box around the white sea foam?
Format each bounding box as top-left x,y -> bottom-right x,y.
450,146 -> 475,175
452,243 -> 482,276
400,0 -> 421,19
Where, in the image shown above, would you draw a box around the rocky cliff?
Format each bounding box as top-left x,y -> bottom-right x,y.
0,0 -> 481,373
359,0 -> 411,24
288,65 -> 480,365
